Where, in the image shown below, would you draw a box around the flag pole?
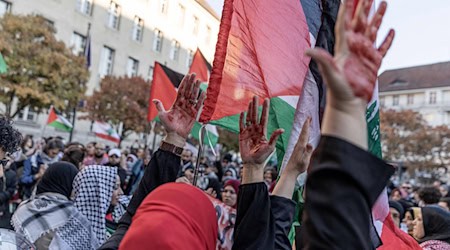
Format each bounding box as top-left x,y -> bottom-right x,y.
68,107 -> 76,142
193,125 -> 206,186
151,122 -> 158,152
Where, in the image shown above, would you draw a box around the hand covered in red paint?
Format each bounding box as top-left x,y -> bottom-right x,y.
307,0 -> 394,108
239,97 -> 284,173
154,73 -> 206,146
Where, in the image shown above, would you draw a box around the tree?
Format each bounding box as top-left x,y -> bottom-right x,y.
0,14 -> 89,118
380,109 -> 443,169
83,76 -> 149,142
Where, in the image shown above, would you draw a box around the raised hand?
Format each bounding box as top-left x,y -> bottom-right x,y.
285,117 -> 313,175
153,73 -> 206,142
239,96 -> 284,168
306,0 -> 394,106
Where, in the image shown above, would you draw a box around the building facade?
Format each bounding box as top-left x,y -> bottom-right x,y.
379,62 -> 450,127
0,0 -> 219,145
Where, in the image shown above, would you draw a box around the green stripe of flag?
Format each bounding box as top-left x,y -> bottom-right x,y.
0,53 -> 8,74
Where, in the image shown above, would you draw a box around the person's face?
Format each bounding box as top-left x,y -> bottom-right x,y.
222,185 -> 237,207
403,211 -> 415,236
111,176 -> 123,207
264,170 -> 272,183
95,144 -> 106,157
439,186 -> 448,197
224,171 -> 232,177
86,143 -> 95,155
47,148 -> 60,158
389,208 -> 401,227
137,149 -> 145,159
181,150 -> 192,163
401,184 -> 413,194
438,201 -> 449,211
412,215 -> 425,240
184,169 -> 194,182
25,138 -> 33,148
109,154 -> 120,165
433,181 -> 441,189
391,190 -> 402,201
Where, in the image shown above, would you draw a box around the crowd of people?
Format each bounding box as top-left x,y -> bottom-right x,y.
0,0 -> 449,249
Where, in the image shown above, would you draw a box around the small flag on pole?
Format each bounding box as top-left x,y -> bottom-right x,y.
92,121 -> 120,144
47,106 -> 73,132
188,48 -> 211,83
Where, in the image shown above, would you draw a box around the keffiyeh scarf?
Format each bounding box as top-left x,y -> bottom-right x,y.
72,165 -> 117,245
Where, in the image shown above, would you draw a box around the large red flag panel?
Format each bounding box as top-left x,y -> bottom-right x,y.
200,0 -> 311,123
147,62 -> 178,122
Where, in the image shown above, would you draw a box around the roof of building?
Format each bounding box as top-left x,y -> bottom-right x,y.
196,0 -> 220,20
379,61 -> 450,92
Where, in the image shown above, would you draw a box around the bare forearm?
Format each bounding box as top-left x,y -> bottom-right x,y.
242,164 -> 264,184
321,96 -> 368,150
271,170 -> 297,199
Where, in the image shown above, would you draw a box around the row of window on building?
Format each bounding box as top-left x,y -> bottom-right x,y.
380,92 -> 437,107
76,0 -> 212,45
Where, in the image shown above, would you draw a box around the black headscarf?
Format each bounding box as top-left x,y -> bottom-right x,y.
420,206 -> 450,243
36,161 -> 79,199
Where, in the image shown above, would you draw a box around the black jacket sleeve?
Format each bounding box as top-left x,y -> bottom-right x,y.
232,183 -> 296,250
298,136 -> 394,249
99,149 -> 181,250
0,170 -> 17,205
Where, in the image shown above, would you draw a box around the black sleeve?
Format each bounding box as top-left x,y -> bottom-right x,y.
298,136 -> 394,249
208,177 -> 223,200
0,170 -> 17,205
232,183 -> 296,250
99,149 -> 181,250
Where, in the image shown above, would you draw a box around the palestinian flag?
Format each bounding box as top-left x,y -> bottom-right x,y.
199,0 -> 318,166
188,48 -> 211,83
46,106 -> 73,132
92,121 -> 120,144
0,53 -> 8,74
147,62 -> 218,145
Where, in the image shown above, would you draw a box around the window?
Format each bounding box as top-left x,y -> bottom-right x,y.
393,95 -> 399,106
407,94 -> 414,105
71,32 -> 87,56
127,57 -> 139,77
107,1 -> 121,30
153,29 -> 163,52
99,46 -> 115,77
0,0 -> 11,17
186,49 -> 194,68
160,0 -> 168,14
132,16 -> 144,42
429,91 -> 437,104
76,0 -> 93,16
178,4 -> 185,26
192,16 -> 199,35
380,96 -> 385,107
147,65 -> 154,81
170,40 -> 180,61
18,107 -> 36,122
205,25 -> 211,44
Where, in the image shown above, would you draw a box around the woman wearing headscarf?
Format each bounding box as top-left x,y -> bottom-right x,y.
222,179 -> 240,208
72,165 -> 122,245
119,183 -> 218,249
404,206 -> 450,249
12,162 -> 98,250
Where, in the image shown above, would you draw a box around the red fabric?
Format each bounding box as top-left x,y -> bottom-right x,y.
46,106 -> 57,124
147,62 -> 178,121
189,49 -> 209,83
377,214 -> 422,250
119,183 -> 218,250
199,0 -> 311,122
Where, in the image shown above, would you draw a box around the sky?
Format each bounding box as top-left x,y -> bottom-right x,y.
206,0 -> 450,73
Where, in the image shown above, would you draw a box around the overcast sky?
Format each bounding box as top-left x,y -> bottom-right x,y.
206,0 -> 450,73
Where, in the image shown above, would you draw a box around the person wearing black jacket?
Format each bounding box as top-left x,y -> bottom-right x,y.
233,0 -> 396,249
100,73 -> 206,249
0,116 -> 22,229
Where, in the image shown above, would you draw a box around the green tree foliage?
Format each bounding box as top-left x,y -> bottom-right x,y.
0,14 -> 89,118
83,76 -> 149,141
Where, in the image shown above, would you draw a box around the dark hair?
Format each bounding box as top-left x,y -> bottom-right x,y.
264,167 -> 278,181
20,134 -> 34,150
43,138 -> 64,154
0,116 -> 23,154
62,145 -> 86,169
418,186 -> 442,205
